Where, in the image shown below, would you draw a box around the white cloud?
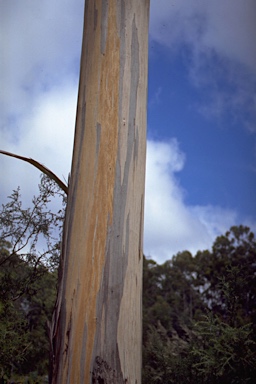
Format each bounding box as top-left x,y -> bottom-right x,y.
200,1 -> 256,73
144,140 -> 239,263
1,0 -> 255,264
0,82 -> 77,205
150,0 -> 256,73
189,205 -> 237,241
0,0 -> 83,203
149,0 -> 256,128
1,113 -> 240,264
0,0 -> 84,126
0,87 -> 251,263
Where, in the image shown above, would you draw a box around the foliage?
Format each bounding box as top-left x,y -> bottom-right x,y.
0,174 -> 66,272
192,314 -> 256,383
143,322 -> 196,384
1,175 -> 256,384
143,226 -> 256,383
0,175 -> 65,381
0,240 -> 57,380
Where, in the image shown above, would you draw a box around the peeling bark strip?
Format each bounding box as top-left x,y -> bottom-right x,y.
51,1 -> 150,383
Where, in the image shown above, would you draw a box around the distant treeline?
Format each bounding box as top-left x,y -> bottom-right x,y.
0,177 -> 255,382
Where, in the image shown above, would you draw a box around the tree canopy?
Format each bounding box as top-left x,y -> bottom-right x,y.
0,176 -> 64,382
0,178 -> 255,383
143,225 -> 256,383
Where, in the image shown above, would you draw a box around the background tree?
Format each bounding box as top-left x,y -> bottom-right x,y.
1,176 -> 255,384
142,226 -> 256,384
0,174 -> 66,273
0,241 -> 57,381
0,176 -> 64,381
194,225 -> 256,326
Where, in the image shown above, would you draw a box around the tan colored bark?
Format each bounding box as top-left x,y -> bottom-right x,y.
51,0 -> 149,382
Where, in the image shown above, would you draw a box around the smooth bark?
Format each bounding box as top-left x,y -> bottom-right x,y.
51,1 -> 150,382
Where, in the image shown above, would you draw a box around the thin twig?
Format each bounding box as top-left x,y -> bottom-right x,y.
0,149 -> 68,195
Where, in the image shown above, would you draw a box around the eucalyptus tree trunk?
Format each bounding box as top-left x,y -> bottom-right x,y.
51,0 -> 150,382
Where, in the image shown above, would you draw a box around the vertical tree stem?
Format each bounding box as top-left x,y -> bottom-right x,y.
51,0 -> 150,382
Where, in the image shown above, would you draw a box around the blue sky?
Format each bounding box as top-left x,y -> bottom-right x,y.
148,43 -> 255,216
1,0 -> 256,262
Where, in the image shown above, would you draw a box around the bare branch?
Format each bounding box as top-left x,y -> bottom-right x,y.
0,149 -> 68,195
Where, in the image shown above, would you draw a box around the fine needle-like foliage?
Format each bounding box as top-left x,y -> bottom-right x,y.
1,176 -> 256,384
0,175 -> 65,381
192,313 -> 256,383
143,226 -> 256,384
0,174 -> 66,273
